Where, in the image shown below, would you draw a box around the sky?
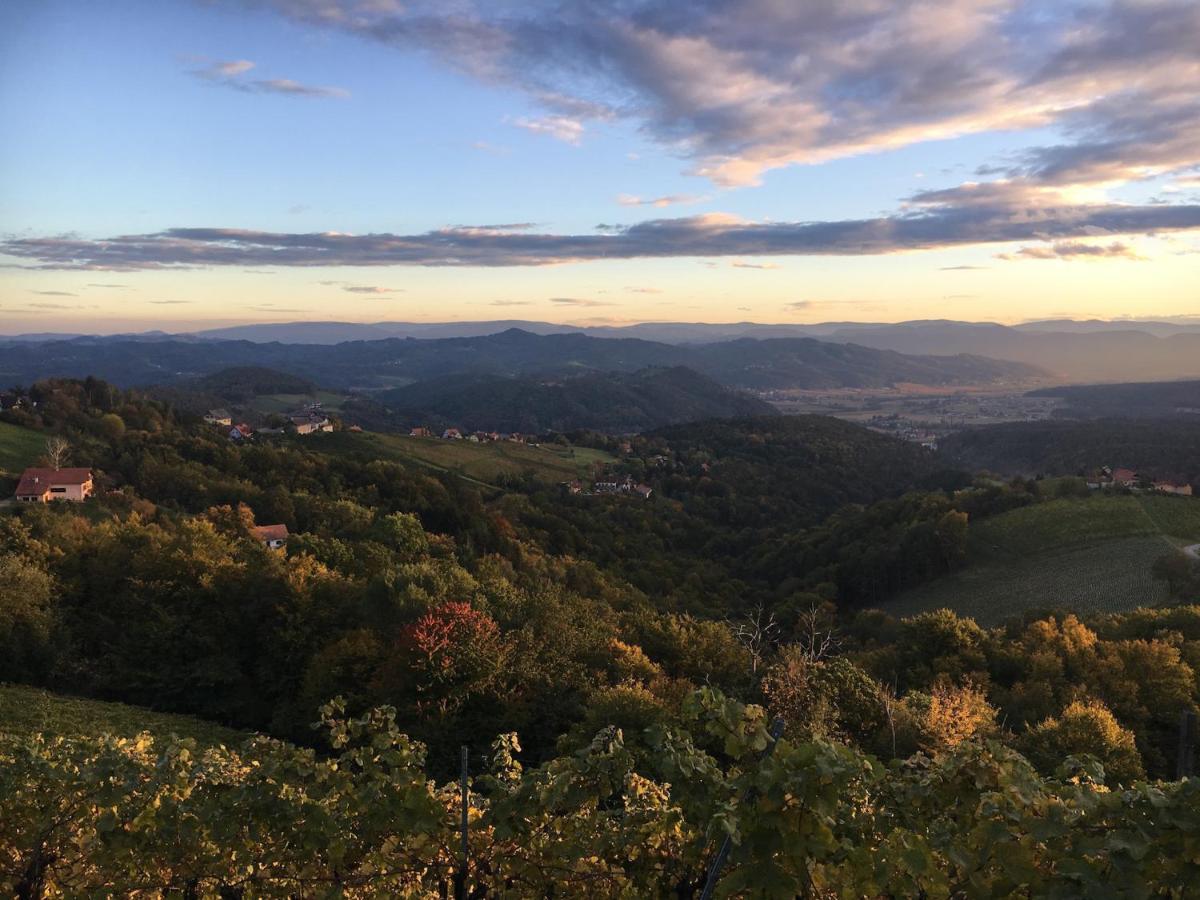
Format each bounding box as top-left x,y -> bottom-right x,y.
1,0 -> 1197,334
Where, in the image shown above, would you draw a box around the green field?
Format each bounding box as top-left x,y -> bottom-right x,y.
312,431 -> 614,486
884,493 -> 1200,625
0,684 -> 248,747
0,420 -> 43,476
246,390 -> 348,415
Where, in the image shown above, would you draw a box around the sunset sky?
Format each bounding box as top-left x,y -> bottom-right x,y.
1,0 -> 1198,333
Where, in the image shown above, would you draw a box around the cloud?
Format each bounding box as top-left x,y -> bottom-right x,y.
997,241 -> 1142,261
939,265 -> 989,271
148,300 -> 192,305
5,197 -> 1199,270
247,305 -> 307,312
86,282 -> 127,288
617,194 -> 704,208
490,299 -> 531,306
240,0 -> 1200,192
626,286 -> 662,293
785,301 -> 813,310
512,115 -> 584,145
730,260 -> 780,270
30,290 -> 77,296
342,285 -> 404,293
186,56 -> 349,99
549,297 -> 613,307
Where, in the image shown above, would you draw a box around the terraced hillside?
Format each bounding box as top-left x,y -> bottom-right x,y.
883,493 -> 1200,625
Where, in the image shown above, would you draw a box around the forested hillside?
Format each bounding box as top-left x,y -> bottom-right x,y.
1030,379 -> 1200,419
2,378 -> 1199,896
378,366 -> 777,433
939,419 -> 1200,483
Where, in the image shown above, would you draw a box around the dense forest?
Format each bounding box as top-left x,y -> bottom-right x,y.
940,419 -> 1200,484
377,367 -> 777,433
1030,378 -> 1200,419
2,378 -> 1199,896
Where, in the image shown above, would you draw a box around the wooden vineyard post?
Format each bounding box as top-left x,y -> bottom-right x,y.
699,717 -> 786,900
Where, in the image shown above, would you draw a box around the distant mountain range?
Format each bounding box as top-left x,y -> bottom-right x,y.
0,328 -> 1041,392
5,317 -> 1198,382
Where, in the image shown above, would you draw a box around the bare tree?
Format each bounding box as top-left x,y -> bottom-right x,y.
730,603 -> 781,675
44,436 -> 70,470
880,681 -> 900,759
795,601 -> 842,663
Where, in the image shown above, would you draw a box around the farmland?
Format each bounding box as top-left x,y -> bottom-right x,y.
308,430 -> 614,486
884,493 -> 1200,625
0,684 -> 248,748
244,390 -> 348,415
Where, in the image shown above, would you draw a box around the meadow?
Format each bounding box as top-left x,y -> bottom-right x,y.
308,430 -> 614,486
0,420 -> 43,477
885,493 -> 1200,625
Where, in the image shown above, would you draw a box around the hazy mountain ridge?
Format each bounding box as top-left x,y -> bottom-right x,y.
0,328 -> 1042,391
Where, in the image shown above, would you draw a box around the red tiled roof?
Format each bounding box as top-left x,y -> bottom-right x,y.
253,524 -> 289,542
16,467 -> 93,496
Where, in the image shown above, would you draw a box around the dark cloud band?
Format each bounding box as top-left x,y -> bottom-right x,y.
4,202 -> 1198,270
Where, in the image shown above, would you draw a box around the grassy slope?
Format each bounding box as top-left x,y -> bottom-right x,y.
312,430 -> 614,486
0,684 -> 248,748
884,493 -> 1200,625
0,420 -> 43,476
245,390 -> 348,415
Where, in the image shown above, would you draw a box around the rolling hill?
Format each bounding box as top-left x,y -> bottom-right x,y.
0,329 -> 1044,392
1028,380 -> 1200,420
881,493 -> 1200,625
939,419 -> 1200,484
378,367 -> 778,433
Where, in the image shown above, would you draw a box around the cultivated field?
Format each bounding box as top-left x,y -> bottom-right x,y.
884,493 -> 1200,625
313,431 -> 614,486
0,421 -> 43,476
245,390 -> 348,415
0,684 -> 247,747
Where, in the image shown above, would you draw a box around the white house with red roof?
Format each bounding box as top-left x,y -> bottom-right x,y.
252,523 -> 289,550
15,467 -> 94,503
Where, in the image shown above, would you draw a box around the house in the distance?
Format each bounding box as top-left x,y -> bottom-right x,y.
204,409 -> 233,427
252,523 -> 289,550
290,413 -> 333,435
409,426 -> 432,438
1112,468 -> 1139,486
229,423 -> 254,442
442,427 -> 463,440
15,467 -> 94,503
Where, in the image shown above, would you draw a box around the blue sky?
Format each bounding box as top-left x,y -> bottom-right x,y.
1,0 -> 1197,332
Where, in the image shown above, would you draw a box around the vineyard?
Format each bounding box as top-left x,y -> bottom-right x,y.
4,688 -> 1199,898
886,493 -> 1200,625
